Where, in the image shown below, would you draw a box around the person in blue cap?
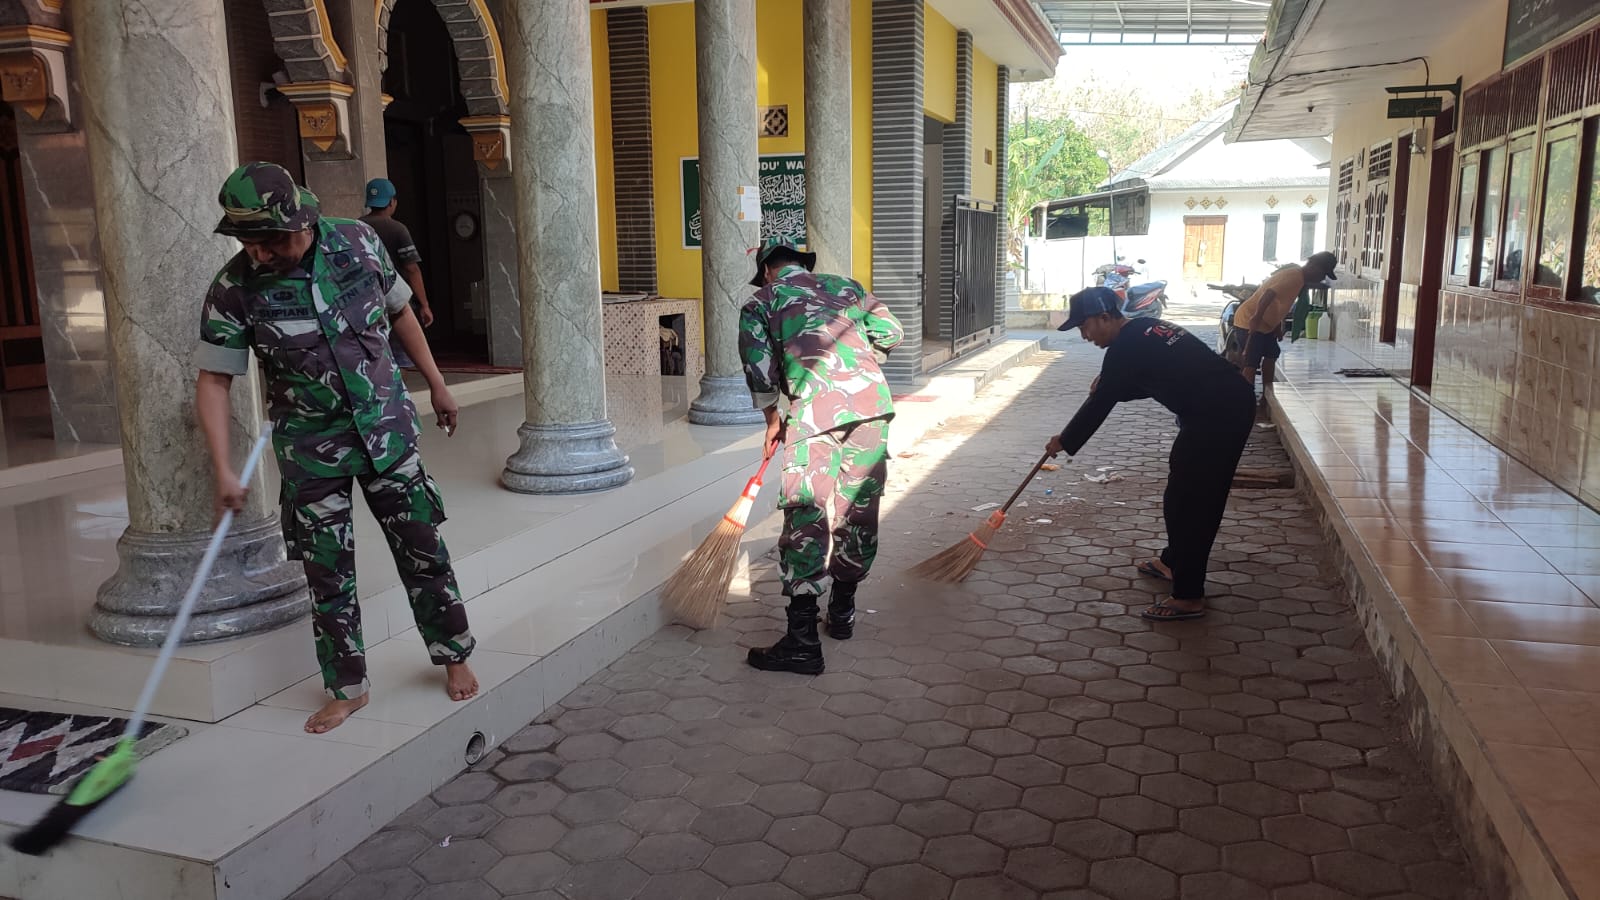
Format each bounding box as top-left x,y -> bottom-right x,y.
361,178 -> 433,367
1045,286 -> 1255,622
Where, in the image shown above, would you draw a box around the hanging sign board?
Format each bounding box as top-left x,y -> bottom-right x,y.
1387,96 -> 1444,119
681,154 -> 807,249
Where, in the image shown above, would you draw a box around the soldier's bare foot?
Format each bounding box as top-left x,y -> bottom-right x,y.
446,662 -> 478,701
305,695 -> 368,734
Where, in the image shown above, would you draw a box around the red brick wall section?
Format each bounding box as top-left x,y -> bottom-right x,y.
223,0 -> 304,183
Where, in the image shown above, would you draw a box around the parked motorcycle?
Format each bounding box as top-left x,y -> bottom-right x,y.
1093,259 -> 1167,321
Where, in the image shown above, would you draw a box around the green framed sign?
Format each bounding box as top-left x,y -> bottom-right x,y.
681,154 -> 807,249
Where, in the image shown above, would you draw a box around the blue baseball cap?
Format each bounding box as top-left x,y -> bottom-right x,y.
365,178 -> 397,208
1058,286 -> 1124,331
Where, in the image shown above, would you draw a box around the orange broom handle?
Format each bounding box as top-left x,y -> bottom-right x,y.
1000,453 -> 1052,513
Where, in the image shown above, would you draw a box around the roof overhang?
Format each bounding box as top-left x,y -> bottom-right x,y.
1037,0 -> 1268,46
589,0 -> 1061,82
1226,0 -> 1461,142
929,0 -> 1063,81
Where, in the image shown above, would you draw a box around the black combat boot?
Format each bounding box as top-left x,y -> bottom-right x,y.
747,597 -> 825,675
826,579 -> 858,640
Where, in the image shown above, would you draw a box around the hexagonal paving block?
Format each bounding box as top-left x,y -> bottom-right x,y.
765,814 -> 846,856
876,767 -> 950,802
432,772 -> 500,806
1064,762 -> 1137,797
554,759 -> 626,791
691,804 -> 774,844
820,789 -> 900,828
780,851 -> 867,897
484,851 -> 568,895
419,803 -> 501,841
1300,790 -> 1382,828
1052,819 -> 1134,861
1178,805 -> 1261,846
805,758 -> 878,793
1097,795 -> 1176,834
620,797 -> 700,835
921,834 -> 1004,878
485,815 -> 565,856
991,754 -> 1064,788
616,765 -> 691,800
1221,840 -> 1312,888
1089,857 -> 1177,900
554,788 -> 631,826
946,775 -> 1022,812
556,858 -> 649,900
345,829 -> 431,873
856,739 -> 927,770
1137,831 -> 1219,875
703,840 -> 787,886
972,808 -> 1053,848
1003,845 -> 1088,891
897,798 -> 976,838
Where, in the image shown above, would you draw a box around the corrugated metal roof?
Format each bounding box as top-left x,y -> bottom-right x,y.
1039,0 -> 1270,44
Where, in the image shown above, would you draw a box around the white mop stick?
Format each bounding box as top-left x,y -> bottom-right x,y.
121,428 -> 272,740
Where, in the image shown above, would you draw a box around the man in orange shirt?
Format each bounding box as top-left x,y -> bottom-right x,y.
1227,251 -> 1337,391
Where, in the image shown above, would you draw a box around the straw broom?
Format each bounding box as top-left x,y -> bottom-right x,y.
665,451 -> 776,629
908,452 -> 1053,582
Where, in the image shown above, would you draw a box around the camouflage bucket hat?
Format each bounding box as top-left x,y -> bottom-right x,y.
215,162 -> 319,238
750,236 -> 818,287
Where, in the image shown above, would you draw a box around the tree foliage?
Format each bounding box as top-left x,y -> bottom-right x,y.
1004,63 -> 1243,267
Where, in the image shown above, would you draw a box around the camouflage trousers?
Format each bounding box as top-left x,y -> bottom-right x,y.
280,448 -> 475,699
778,418 -> 891,599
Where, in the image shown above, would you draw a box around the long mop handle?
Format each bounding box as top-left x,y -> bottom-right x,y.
120,430 -> 272,741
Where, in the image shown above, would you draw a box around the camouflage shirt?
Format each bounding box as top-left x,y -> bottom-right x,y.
195,218 -> 418,483
739,266 -> 904,443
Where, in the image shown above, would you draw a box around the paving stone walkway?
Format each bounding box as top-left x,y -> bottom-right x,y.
297,326 -> 1476,900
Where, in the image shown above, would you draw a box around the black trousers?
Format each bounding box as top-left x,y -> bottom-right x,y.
1159,378 -> 1255,601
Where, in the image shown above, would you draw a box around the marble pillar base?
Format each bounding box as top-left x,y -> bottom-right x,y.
502,420 -> 636,494
91,516 -> 309,646
689,374 -> 764,426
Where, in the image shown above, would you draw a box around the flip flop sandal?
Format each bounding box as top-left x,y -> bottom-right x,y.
1142,601 -> 1206,621
1136,560 -> 1171,580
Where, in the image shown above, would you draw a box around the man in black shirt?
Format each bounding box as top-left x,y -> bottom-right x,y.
1045,287 -> 1255,621
362,178 -> 434,368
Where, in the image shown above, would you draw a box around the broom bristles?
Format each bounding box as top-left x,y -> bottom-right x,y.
663,486 -> 759,629
907,514 -> 1004,583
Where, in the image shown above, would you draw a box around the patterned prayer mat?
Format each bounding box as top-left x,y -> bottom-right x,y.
0,707 -> 186,795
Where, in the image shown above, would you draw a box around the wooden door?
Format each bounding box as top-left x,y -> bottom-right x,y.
1183,216 -> 1227,284
0,105 -> 44,392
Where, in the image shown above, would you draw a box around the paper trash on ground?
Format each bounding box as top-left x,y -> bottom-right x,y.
971,502 -> 1001,512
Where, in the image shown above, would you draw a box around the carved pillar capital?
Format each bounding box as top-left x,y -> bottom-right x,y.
0,26 -> 72,131
277,80 -> 356,159
461,114 -> 513,174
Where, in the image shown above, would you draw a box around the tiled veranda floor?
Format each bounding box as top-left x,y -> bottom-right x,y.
296,330 -> 1477,900
1271,341 -> 1600,898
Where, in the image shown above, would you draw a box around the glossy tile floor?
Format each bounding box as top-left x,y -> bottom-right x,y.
299,331 -> 1475,900
1273,339 -> 1600,897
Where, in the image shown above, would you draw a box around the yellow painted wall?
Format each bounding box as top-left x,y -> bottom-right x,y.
970,50 -> 997,203
649,3 -> 700,298
924,4 -> 956,123
592,10 -> 618,292
645,0 -> 877,297
852,0 -> 872,287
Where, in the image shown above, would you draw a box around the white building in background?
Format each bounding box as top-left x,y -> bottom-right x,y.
1022,101 -> 1332,300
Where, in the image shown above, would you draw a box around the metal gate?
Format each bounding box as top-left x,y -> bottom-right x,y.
952,196 -> 998,354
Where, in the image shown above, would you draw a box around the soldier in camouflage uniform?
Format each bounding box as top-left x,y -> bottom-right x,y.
739,237 -> 904,675
193,163 -> 476,734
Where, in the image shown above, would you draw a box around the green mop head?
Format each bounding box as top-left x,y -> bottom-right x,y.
9,738 -> 138,855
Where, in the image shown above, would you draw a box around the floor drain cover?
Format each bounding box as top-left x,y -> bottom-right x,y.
1335,368 -> 1391,378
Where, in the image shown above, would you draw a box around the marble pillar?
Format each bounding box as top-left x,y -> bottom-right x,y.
689,0 -> 764,427
803,0 -> 852,277
480,170 -> 523,368
74,0 -> 306,644
499,0 -> 634,494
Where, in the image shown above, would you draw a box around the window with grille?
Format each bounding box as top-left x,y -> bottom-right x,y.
1262,214 -> 1280,261
1360,142 -> 1392,274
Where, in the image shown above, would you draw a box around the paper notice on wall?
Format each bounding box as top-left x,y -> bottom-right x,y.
737,185 -> 762,222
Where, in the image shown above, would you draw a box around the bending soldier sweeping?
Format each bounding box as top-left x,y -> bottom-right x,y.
740,237 -> 904,675
194,163 -> 477,733
1047,287 -> 1254,621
